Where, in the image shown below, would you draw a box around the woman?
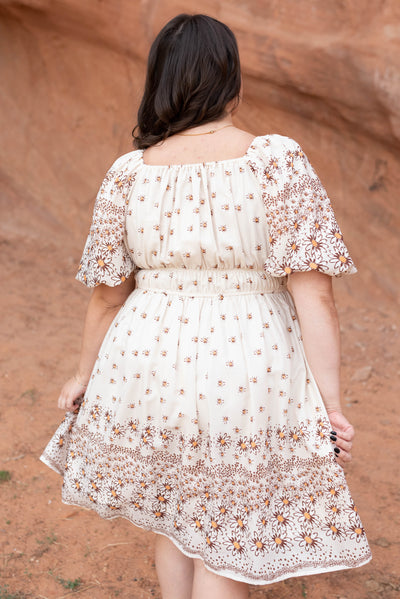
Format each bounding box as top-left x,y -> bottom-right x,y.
40,13 -> 372,599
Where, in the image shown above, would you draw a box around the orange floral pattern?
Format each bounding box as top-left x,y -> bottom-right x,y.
42,410 -> 370,583
76,154 -> 138,287
42,135 -> 371,585
247,136 -> 357,277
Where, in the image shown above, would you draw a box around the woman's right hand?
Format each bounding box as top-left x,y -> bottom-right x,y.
327,410 -> 354,468
57,375 -> 88,412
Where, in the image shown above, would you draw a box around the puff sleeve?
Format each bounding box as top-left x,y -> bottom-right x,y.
75,153 -> 139,287
260,136 -> 357,277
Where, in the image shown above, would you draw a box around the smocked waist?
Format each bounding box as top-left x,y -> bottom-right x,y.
134,268 -> 287,296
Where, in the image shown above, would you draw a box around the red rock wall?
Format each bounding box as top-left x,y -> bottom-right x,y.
1,0 -> 399,306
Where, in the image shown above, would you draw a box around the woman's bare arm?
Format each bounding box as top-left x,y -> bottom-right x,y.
288,271 -> 341,413
288,271 -> 354,466
57,272 -> 137,412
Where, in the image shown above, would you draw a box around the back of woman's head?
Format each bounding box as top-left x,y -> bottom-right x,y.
132,14 -> 241,149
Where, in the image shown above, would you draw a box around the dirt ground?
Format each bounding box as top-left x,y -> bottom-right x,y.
1,1 -> 399,596
0,220 -> 399,599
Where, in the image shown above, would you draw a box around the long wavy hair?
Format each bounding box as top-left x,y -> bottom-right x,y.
132,14 -> 241,149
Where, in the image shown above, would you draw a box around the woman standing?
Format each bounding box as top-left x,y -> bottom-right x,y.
41,13 -> 372,599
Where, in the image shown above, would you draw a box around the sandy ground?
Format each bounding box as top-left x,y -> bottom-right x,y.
0,220 -> 399,599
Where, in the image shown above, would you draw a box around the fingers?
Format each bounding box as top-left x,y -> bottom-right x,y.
57,389 -> 70,411
327,412 -> 355,443
58,392 -> 72,411
335,450 -> 352,468
339,427 -> 355,443
330,428 -> 353,466
57,390 -> 83,412
57,392 -> 65,410
57,378 -> 86,412
330,426 -> 354,443
333,436 -> 353,453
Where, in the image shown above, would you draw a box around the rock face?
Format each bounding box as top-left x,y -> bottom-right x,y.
1,6 -> 399,598
0,0 -> 399,306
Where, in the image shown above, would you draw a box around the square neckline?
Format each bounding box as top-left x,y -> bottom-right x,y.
139,135 -> 262,169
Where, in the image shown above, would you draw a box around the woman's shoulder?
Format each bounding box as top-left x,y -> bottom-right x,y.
252,133 -> 302,155
102,149 -> 143,175
96,150 -> 143,200
246,134 -> 303,177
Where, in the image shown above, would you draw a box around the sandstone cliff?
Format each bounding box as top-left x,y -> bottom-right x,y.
0,0 -> 399,306
1,4 -> 399,597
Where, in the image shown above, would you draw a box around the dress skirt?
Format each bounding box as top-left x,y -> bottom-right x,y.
40,267 -> 372,584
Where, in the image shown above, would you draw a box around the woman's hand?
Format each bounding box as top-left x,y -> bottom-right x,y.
288,272 -> 355,469
56,276 -> 137,414
57,375 -> 88,412
328,410 -> 354,468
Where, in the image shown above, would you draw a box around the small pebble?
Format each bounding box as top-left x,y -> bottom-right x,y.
351,365 -> 372,382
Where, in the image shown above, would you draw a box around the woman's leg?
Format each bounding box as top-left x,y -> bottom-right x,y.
191,558 -> 249,599
154,534 -> 194,599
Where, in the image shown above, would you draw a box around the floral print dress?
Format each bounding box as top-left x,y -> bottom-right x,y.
40,134 -> 372,584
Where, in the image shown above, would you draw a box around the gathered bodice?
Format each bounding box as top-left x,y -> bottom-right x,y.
125,148 -> 269,271
75,134 -> 356,288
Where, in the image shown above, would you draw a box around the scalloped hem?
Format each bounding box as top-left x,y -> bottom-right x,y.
40,453 -> 372,586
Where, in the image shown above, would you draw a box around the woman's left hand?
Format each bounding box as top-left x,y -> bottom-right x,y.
57,375 -> 87,412
327,410 -> 354,468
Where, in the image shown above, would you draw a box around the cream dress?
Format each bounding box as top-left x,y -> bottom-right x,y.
40,134 -> 372,584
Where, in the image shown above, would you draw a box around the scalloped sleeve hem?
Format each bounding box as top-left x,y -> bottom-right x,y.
75,262 -> 138,288
254,135 -> 357,279
263,257 -> 357,279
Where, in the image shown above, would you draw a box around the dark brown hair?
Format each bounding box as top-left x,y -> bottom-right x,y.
132,14 -> 241,149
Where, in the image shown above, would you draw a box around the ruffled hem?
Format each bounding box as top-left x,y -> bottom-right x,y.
40,451 -> 371,586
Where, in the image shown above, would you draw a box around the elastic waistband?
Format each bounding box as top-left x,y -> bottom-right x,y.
135,268 -> 287,296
